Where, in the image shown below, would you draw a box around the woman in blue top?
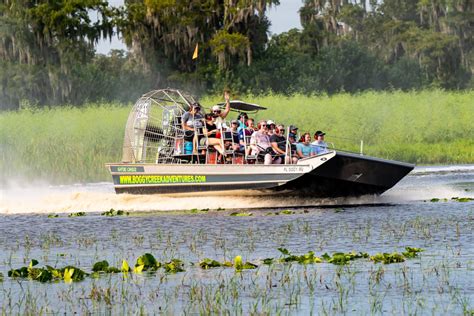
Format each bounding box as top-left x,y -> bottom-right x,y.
296,133 -> 315,158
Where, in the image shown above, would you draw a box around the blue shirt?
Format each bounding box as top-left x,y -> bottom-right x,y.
296,143 -> 314,157
311,141 -> 328,155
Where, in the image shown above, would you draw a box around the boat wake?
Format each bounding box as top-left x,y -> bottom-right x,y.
1,165 -> 473,215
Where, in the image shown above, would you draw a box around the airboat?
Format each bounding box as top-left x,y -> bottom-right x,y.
106,89 -> 414,197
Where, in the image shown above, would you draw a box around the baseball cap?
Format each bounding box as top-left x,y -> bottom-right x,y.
289,125 -> 298,131
315,130 -> 326,136
212,105 -> 221,111
267,120 -> 275,125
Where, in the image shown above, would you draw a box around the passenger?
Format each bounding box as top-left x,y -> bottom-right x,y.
266,120 -> 276,136
237,112 -> 249,132
181,102 -> 204,154
211,90 -> 231,129
250,120 -> 280,165
225,120 -> 241,153
239,118 -> 255,155
288,125 -> 299,160
270,124 -> 298,164
311,130 -> 329,155
203,114 -> 225,156
296,133 -> 316,159
288,125 -> 299,144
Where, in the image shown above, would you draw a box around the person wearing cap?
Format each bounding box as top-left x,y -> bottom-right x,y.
288,125 -> 299,160
311,130 -> 328,155
211,90 -> 231,129
224,119 -> 241,155
270,124 -> 297,164
266,120 -> 276,136
181,102 -> 204,154
288,125 -> 299,144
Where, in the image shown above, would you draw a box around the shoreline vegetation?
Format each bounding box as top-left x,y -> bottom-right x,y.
1,90 -> 473,184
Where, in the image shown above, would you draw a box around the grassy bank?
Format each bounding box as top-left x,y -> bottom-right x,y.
1,90 -> 473,184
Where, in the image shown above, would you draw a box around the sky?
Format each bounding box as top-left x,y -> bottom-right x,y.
95,0 -> 302,54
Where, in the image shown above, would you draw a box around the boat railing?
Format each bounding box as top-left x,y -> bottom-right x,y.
318,135 -> 365,156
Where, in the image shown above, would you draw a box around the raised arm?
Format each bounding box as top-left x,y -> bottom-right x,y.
220,90 -> 231,119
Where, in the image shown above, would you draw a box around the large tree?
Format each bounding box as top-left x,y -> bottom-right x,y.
0,0 -> 115,109
117,0 -> 278,83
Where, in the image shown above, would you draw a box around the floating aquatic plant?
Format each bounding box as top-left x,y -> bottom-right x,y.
281,210 -> 295,215
278,248 -> 323,264
47,214 -> 59,218
199,258 -> 222,269
322,252 -> 369,265
190,208 -> 210,213
121,260 -> 131,272
92,260 -> 120,273
370,252 -> 406,264
101,208 -> 129,216
68,212 -> 86,217
234,255 -> 257,271
452,197 -> 473,202
8,260 -> 87,283
401,247 -> 424,258
229,212 -> 253,217
134,253 -> 160,272
164,259 -> 185,273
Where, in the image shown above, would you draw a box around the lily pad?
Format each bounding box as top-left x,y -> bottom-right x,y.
164,259 -> 185,273
101,208 -> 129,216
135,253 -> 160,271
68,212 -> 86,217
199,258 -> 222,269
230,212 -> 253,217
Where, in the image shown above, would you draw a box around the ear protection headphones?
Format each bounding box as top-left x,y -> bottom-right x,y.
257,121 -> 267,129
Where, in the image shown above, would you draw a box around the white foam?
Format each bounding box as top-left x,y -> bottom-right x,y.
1,165 -> 473,214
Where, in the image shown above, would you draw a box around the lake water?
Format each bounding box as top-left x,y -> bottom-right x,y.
0,165 -> 473,314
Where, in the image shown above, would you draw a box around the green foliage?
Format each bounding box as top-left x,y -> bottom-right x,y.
8,260 -> 87,283
1,0 -> 471,110
92,260 -> 120,273
199,258 -> 222,269
370,253 -> 406,264
230,212 -> 253,217
278,248 -> 323,264
234,255 -> 258,272
135,253 -> 160,271
101,208 -> 129,216
164,259 -> 185,273
68,212 -> 86,217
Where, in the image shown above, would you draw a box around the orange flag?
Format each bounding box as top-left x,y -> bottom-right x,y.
192,43 -> 198,60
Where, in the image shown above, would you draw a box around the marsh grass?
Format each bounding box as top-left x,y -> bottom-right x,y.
1,90 -> 473,184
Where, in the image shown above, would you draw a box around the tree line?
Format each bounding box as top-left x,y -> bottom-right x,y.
1,0 -> 472,110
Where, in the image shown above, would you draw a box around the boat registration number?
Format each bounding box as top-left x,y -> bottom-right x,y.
283,167 -> 305,172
